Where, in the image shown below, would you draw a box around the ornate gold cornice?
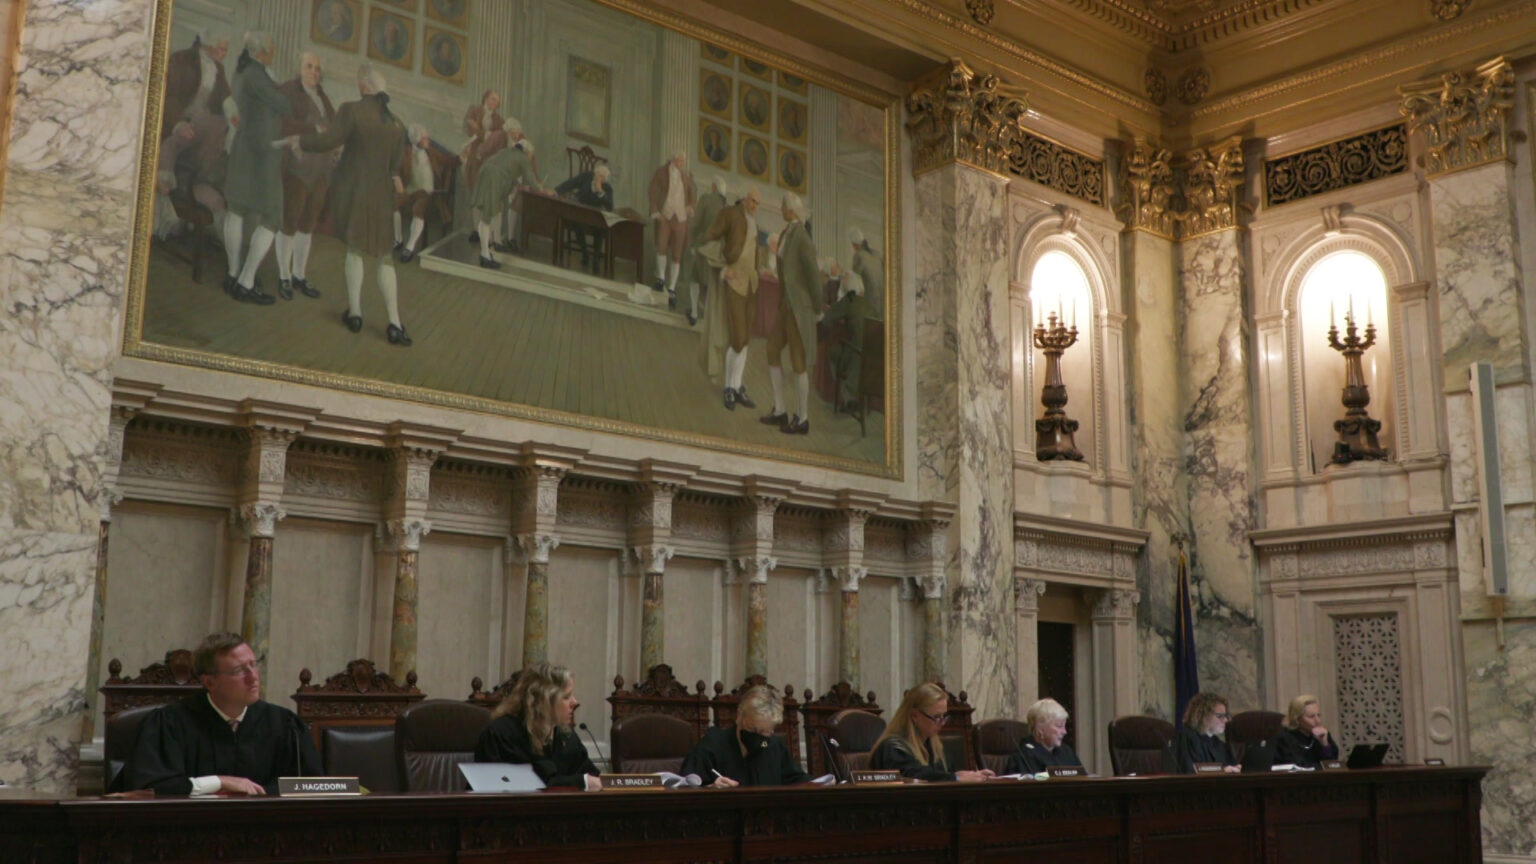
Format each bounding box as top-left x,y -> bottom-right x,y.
1120,135 -> 1245,238
1398,56 -> 1515,177
905,58 -> 1029,177
1052,0 -> 1334,52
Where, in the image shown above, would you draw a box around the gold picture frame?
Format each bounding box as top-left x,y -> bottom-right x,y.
777,98 -> 807,145
366,8 -> 414,69
740,133 -> 771,181
699,119 -> 731,170
124,0 -> 905,479
776,145 -> 806,193
421,26 -> 466,84
425,0 -> 468,28
311,0 -> 361,53
699,68 -> 731,120
741,57 -> 772,81
701,42 -> 733,68
739,81 -> 771,133
778,70 -> 808,94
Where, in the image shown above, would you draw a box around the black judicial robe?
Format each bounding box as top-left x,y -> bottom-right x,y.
1272,727 -> 1339,769
125,694 -> 320,795
1173,726 -> 1238,773
680,726 -> 810,787
1003,734 -> 1082,775
474,716 -> 597,789
868,736 -> 956,782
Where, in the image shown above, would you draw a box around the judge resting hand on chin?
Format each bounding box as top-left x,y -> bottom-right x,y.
474,662 -> 603,791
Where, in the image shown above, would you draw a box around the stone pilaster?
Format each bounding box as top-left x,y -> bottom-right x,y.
627,460 -> 696,675
907,503 -> 954,688
384,516 -> 431,682
236,414 -> 303,696
514,532 -> 560,666
1013,577 -> 1046,714
907,60 -> 1021,720
825,494 -> 881,688
510,443 -> 585,669
739,556 -> 775,678
835,565 -> 868,685
730,477 -> 794,680
383,424 -> 457,682
1090,588 -> 1141,726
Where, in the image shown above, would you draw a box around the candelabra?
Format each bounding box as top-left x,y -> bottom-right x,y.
1033,310 -> 1084,462
1327,307 -> 1389,464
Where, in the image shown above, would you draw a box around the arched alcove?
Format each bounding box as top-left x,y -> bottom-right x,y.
1028,250 -> 1097,468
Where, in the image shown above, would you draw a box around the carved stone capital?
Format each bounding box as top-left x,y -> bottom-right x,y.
237,502 -> 287,539
1014,577 -> 1047,614
632,544 -> 676,575
735,555 -> 777,585
99,486 -> 125,523
905,58 -> 1029,176
731,492 -> 783,554
515,533 -> 561,565
1177,136 -> 1245,237
1399,56 -> 1515,176
388,446 -> 439,511
103,406 -> 138,487
386,517 -> 433,552
835,565 -> 868,593
918,573 -> 945,600
1091,587 -> 1140,621
1120,137 -> 1176,236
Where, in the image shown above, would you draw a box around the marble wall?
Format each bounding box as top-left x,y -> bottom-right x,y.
0,0 -> 152,793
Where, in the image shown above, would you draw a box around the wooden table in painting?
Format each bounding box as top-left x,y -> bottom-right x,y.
517,190 -> 644,281
0,766 -> 1484,863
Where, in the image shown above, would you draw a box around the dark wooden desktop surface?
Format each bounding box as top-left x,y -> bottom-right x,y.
0,766 -> 1483,863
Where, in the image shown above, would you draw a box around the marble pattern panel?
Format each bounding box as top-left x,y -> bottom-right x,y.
0,0 -> 152,793
1464,621 -> 1536,857
1180,231 -> 1260,710
1429,162 -> 1526,384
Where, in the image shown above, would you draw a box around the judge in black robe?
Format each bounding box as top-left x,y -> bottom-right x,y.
869,735 -> 956,782
1004,697 -> 1082,775
1173,691 -> 1240,774
1274,694 -> 1340,769
475,714 -> 597,789
126,693 -> 320,795
681,726 -> 810,786
865,682 -> 991,783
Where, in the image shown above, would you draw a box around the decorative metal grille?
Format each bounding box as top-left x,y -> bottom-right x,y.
1264,125 -> 1408,207
1007,133 -> 1105,207
1332,612 -> 1406,762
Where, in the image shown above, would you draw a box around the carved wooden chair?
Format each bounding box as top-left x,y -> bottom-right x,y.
799,682 -> 882,777
607,664 -> 711,740
100,649 -> 203,727
395,699 -> 493,792
929,682 -> 978,771
709,677 -> 803,763
973,718 -> 1029,774
292,659 -> 424,793
466,671 -> 522,711
1226,709 -> 1285,764
824,708 -> 887,782
1107,714 -> 1175,776
564,145 -> 609,183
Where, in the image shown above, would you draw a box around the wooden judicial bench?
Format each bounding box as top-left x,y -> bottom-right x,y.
0,766 -> 1484,863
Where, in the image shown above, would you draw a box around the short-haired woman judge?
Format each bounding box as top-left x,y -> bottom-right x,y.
1273,694 -> 1339,769
1004,698 -> 1083,775
474,662 -> 602,790
868,682 -> 993,782
1173,691 -> 1240,773
681,685 -> 810,787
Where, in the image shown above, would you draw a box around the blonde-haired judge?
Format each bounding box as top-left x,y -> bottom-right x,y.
1273,693 -> 1339,769
1004,698 -> 1082,775
681,685 -> 810,787
868,683 -> 994,782
474,662 -> 601,790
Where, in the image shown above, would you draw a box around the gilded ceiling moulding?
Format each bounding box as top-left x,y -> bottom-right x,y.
1120,136 -> 1246,239
966,0 -> 996,25
905,58 -> 1030,177
1398,56 -> 1515,177
1432,0 -> 1470,20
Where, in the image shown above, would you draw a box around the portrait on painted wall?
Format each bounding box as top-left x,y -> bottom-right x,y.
700,69 -> 731,119
699,120 -> 730,169
368,8 -> 413,68
423,27 -> 465,83
128,0 -> 900,475
779,71 -> 807,94
701,42 -> 733,67
565,56 -> 611,147
311,0 -> 360,52
741,57 -> 771,81
426,0 -> 468,28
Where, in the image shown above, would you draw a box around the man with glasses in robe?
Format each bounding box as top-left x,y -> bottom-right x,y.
124,632 -> 319,795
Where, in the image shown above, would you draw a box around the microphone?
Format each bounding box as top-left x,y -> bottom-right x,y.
578,722 -> 608,770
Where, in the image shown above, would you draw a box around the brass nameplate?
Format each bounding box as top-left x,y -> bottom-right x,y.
850,770 -> 903,784
1320,760 -> 1344,771
1192,762 -> 1226,774
277,777 -> 362,796
600,773 -> 664,790
1425,758 -> 1446,766
1046,766 -> 1087,778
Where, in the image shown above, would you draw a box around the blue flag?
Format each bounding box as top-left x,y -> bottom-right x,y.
1173,547 -> 1199,729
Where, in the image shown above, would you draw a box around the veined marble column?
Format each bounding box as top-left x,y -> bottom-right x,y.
387,518 -> 431,681
517,533 -> 560,666
907,61 -> 1020,718
738,556 -> 776,678
634,545 -> 676,673
237,503 -> 284,698
0,0 -> 153,793
837,566 -> 867,685
1013,578 -> 1046,715
908,507 -> 953,687
921,575 -> 946,684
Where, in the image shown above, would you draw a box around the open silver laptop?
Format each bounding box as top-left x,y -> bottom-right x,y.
459,762 -> 546,793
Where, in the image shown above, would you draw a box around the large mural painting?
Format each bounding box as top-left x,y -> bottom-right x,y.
126,0 -> 899,474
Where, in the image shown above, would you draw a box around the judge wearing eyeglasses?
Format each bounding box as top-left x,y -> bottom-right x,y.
1173,691 -> 1240,773
1004,698 -> 1082,775
868,683 -> 994,782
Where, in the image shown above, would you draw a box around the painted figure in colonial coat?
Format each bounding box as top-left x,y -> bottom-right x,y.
761,193 -> 820,434
461,90 -> 504,189
849,227 -> 884,317
275,52 -> 336,301
681,174 -> 728,326
161,32 -> 231,142
223,31 -> 290,305
702,186 -> 763,410
470,130 -> 539,269
648,152 -> 696,305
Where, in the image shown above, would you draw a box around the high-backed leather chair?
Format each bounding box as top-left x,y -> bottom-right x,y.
395,699 -> 492,792
103,704 -> 160,792
800,683 -> 881,777
823,708 -> 886,781
609,713 -> 698,774
1107,715 -> 1175,776
973,719 -> 1029,774
324,726 -> 402,793
1226,710 -> 1285,763
709,677 -> 802,763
